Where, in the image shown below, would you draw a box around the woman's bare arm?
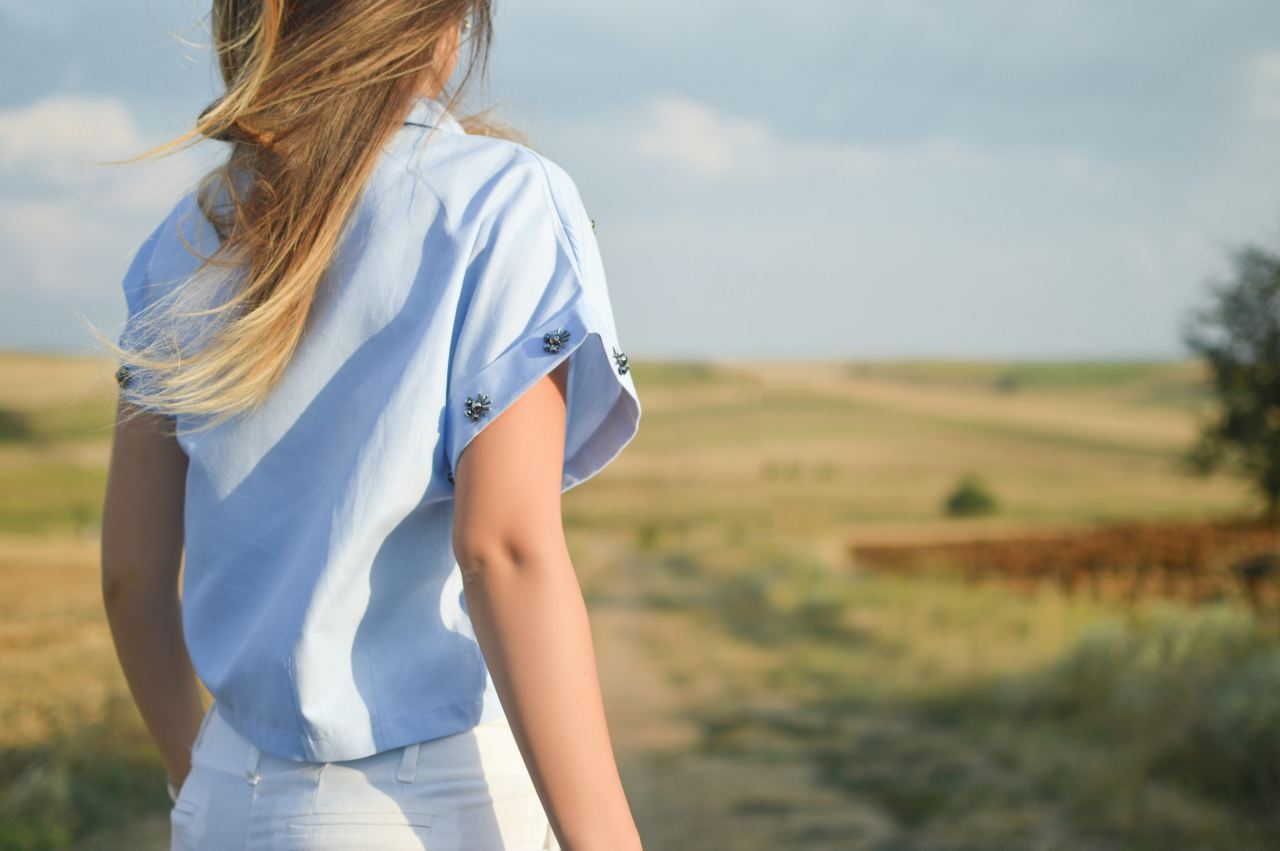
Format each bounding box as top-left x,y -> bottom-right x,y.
100,400 -> 206,789
451,359 -> 643,851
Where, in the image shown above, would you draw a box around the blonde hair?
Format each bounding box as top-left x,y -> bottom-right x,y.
87,0 -> 517,432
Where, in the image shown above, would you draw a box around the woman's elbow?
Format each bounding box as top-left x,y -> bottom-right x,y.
100,558 -> 176,607
452,529 -> 568,585
453,534 -> 510,584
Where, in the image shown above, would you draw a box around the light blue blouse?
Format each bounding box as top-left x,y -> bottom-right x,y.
115,94 -> 642,762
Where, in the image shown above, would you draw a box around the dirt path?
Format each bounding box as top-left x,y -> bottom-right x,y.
586,539 -> 876,850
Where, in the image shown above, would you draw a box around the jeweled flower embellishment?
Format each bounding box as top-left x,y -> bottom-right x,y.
464,393 -> 492,422
612,347 -> 629,375
542,328 -> 572,354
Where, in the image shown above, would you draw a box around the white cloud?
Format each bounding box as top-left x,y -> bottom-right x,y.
0,94 -> 216,302
614,94 -> 993,184
631,95 -> 778,178
0,94 -> 201,204
0,95 -> 143,185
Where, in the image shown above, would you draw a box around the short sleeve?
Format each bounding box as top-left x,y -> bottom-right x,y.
443,152 -> 641,493
114,216 -> 171,415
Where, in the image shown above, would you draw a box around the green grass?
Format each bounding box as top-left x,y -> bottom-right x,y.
659,545 -> 1280,848
0,466 -> 104,536
0,693 -> 170,851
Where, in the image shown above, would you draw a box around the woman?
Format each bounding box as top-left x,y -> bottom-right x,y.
94,1 -> 644,849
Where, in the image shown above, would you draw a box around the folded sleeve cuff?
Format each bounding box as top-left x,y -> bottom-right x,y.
443,291 -> 640,494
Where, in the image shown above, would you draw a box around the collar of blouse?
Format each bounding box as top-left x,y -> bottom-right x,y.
402,94 -> 464,134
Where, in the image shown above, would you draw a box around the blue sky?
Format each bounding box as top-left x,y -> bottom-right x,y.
3,0 -> 1279,359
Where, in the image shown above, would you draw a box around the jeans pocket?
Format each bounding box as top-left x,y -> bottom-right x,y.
169,769 -> 205,850
170,794 -> 200,821
284,811 -> 437,850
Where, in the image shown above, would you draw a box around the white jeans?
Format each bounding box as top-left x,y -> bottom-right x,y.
170,701 -> 561,850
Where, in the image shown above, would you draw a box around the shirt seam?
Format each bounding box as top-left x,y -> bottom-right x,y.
512,146 -> 587,284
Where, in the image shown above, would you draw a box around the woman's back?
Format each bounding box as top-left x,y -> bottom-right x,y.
117,93 -> 642,763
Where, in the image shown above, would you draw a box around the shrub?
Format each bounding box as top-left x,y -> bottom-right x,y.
0,409 -> 32,442
1004,605 -> 1280,815
993,372 -> 1021,394
944,474 -> 998,518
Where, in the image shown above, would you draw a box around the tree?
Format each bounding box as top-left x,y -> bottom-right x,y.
1181,243 -> 1280,521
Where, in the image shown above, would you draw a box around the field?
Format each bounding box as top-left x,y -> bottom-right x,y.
2,351 -> 1279,850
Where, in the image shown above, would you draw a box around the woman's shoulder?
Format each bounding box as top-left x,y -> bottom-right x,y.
389,127 -> 593,239
122,187 -> 218,294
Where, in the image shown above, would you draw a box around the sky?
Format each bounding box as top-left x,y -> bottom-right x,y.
2,0 -> 1279,360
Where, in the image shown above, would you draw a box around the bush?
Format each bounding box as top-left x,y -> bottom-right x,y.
944,474 -> 998,518
993,372 -> 1021,394
1004,604 -> 1280,816
0,409 -> 32,442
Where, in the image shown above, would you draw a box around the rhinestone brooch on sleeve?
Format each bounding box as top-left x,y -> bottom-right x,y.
612,347 -> 629,375
464,393 -> 492,422
542,328 -> 572,354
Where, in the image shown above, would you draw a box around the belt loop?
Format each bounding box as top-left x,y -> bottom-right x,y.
245,740 -> 262,786
396,742 -> 419,783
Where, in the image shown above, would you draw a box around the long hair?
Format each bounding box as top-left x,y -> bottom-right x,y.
88,0 -> 514,432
